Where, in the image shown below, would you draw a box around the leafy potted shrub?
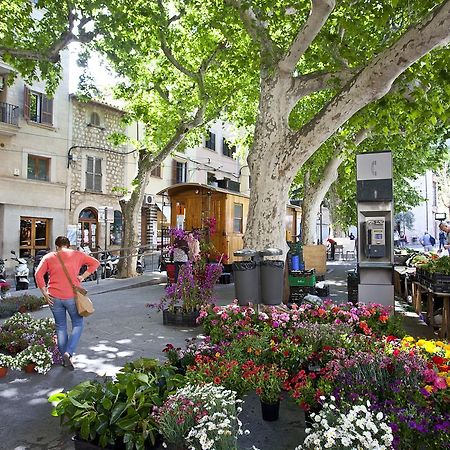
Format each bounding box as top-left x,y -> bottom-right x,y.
153,383 -> 244,450
49,358 -> 184,450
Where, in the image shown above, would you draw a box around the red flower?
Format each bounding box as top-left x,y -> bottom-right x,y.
432,356 -> 445,366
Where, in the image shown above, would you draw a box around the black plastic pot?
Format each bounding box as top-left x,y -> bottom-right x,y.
260,399 -> 280,421
162,308 -> 200,327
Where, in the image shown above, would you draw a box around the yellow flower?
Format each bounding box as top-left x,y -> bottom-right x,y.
424,385 -> 434,393
416,339 -> 426,347
215,352 -> 221,358
270,340 -> 275,346
435,341 -> 445,347
424,342 -> 438,354
403,336 -> 415,342
446,377 -> 450,387
247,347 -> 253,353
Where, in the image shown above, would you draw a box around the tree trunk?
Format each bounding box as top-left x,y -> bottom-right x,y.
118,197 -> 140,278
117,153 -> 152,278
328,185 -> 345,237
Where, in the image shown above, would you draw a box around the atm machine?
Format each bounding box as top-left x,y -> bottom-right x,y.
356,152 -> 394,307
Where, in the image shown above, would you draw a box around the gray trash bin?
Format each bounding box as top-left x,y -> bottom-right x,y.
233,249 -> 260,306
260,259 -> 284,305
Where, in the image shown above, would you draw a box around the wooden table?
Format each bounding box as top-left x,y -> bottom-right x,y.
394,266 -> 416,300
411,280 -> 450,339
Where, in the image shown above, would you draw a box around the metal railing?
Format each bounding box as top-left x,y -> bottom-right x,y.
0,102 -> 19,126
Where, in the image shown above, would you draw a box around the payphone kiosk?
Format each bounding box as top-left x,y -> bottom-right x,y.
356,151 -> 394,307
363,217 -> 386,258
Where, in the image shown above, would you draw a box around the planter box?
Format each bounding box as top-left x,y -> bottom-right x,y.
162,309 -> 200,327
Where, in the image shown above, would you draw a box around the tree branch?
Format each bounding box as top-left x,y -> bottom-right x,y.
156,0 -> 197,80
289,0 -> 450,166
224,0 -> 277,59
279,0 -> 336,73
286,68 -> 358,111
0,8 -> 93,63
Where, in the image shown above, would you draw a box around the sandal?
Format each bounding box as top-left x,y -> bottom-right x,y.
63,353 -> 74,371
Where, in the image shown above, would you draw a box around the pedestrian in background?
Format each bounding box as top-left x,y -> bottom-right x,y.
35,236 -> 99,370
439,228 -> 447,251
420,231 -> 433,252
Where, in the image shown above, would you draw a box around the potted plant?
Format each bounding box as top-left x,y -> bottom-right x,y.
0,353 -> 14,378
153,383 -> 244,450
242,362 -> 288,421
296,396 -> 394,450
49,358 -> 184,450
158,260 -> 223,327
15,344 -> 53,374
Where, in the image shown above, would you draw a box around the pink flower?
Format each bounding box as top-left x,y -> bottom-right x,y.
434,376 -> 447,390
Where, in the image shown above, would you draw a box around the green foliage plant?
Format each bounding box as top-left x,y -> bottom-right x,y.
48,358 -> 184,450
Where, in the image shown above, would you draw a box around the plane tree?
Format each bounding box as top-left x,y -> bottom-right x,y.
292,55 -> 450,244
0,0 -> 254,276
215,0 -> 450,253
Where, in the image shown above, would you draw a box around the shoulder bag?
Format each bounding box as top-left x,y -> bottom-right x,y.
56,252 -> 95,317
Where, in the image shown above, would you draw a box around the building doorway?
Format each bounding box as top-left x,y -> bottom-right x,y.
78,208 -> 98,250
19,217 -> 50,257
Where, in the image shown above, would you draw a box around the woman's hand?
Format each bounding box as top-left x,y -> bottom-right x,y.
77,274 -> 87,282
45,291 -> 54,306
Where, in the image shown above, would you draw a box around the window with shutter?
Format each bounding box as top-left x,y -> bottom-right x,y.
175,162 -> 187,183
27,155 -> 50,181
86,157 -> 94,191
85,156 -> 102,192
23,87 -> 30,120
223,139 -> 236,158
24,87 -> 53,125
205,132 -> 216,151
150,164 -> 162,178
94,158 -> 102,192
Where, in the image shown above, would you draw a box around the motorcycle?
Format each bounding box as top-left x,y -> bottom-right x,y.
11,250 -> 30,291
136,248 -> 146,274
99,251 -> 118,278
0,257 -> 10,300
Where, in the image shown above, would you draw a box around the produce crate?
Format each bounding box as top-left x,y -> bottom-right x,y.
289,270 -> 316,287
430,273 -> 450,293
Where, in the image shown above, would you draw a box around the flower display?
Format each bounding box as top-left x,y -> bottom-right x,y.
0,353 -> 14,368
242,362 -> 288,404
297,396 -> 394,450
14,344 -> 53,374
153,383 -> 244,450
0,313 -> 60,371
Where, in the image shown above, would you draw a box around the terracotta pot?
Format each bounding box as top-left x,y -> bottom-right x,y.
0,367 -> 8,378
24,363 -> 37,373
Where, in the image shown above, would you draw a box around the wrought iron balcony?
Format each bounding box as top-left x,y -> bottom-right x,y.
0,102 -> 19,126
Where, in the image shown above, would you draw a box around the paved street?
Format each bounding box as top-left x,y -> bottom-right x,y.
0,263 -> 435,450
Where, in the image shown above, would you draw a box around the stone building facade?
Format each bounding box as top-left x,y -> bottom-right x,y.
68,96 -> 135,251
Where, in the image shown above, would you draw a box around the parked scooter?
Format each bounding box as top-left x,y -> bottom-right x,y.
0,257 -> 6,281
99,251 -> 119,279
0,257 -> 10,299
33,249 -> 49,287
136,248 -> 146,274
10,250 -> 30,291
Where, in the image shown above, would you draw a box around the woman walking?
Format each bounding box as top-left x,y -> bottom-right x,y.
35,236 -> 99,370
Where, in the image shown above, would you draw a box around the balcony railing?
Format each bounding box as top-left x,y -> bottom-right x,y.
0,102 -> 19,126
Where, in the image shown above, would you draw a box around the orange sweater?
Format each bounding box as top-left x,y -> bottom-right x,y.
35,250 -> 100,299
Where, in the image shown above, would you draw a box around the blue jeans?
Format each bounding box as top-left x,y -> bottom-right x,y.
50,297 -> 84,356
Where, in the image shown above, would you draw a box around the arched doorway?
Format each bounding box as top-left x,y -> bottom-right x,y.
78,208 -> 98,250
